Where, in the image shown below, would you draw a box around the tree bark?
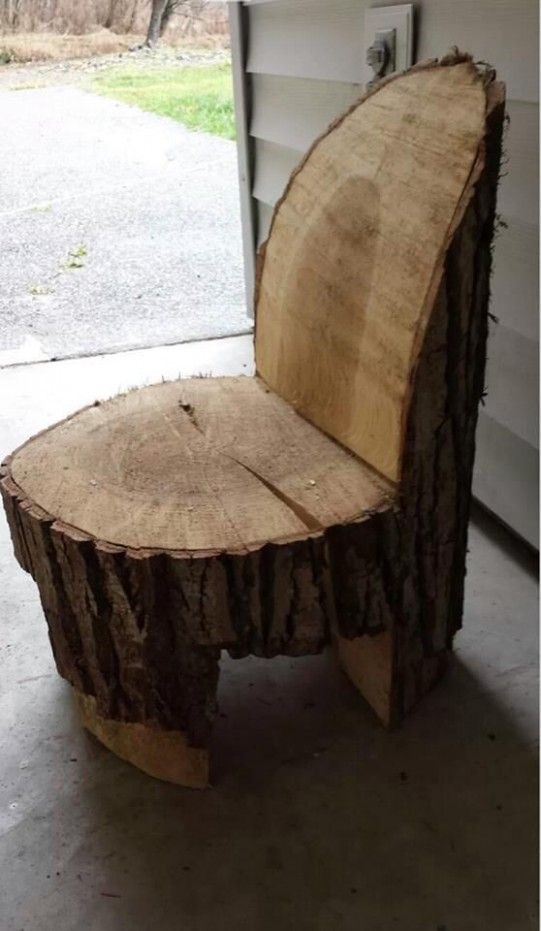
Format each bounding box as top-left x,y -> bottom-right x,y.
145,0 -> 168,47
159,0 -> 178,36
1,373 -> 390,745
335,78 -> 505,722
0,58 -> 505,784
104,0 -> 119,31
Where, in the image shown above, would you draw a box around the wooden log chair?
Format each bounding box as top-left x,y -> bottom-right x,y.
1,56 -> 505,788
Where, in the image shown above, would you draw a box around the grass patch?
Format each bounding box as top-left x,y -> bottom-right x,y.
91,63 -> 235,139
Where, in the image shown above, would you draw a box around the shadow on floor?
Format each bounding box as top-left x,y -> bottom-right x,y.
471,500 -> 538,573
1,510 -> 537,931
57,640 -> 537,931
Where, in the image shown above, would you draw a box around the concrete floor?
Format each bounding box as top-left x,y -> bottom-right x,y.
0,86 -> 249,365
0,336 -> 538,931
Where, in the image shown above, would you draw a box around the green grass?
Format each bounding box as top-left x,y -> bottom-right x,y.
91,63 -> 235,139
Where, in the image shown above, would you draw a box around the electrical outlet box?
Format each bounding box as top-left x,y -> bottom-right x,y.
363,4 -> 414,87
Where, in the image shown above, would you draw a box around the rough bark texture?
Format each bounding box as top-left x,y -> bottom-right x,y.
0,61 -> 504,756
330,79 -> 505,720
0,474 -> 339,744
145,0 -> 168,46
159,0 -> 186,37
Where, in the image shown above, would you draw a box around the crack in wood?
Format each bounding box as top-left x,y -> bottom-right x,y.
176,398 -> 324,534
0,61 -> 505,755
226,455 -> 324,533
178,400 -> 204,434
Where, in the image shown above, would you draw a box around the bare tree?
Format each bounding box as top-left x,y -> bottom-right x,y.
104,0 -> 120,30
144,0 -> 168,46
144,0 -> 204,47
159,0 -> 182,36
0,0 -> 208,41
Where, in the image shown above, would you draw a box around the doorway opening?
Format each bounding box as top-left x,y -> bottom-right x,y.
0,0 -> 252,367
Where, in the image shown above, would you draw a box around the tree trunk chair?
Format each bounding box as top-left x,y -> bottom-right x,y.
1,56 -> 505,788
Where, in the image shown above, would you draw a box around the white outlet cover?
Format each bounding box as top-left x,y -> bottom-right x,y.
363,4 -> 414,87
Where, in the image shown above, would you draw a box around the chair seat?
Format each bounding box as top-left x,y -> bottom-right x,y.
9,376 -> 393,554
0,58 -> 505,786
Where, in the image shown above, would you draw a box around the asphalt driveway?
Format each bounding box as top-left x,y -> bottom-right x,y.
0,83 -> 250,365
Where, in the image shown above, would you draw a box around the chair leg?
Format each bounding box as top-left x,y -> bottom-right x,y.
336,626 -> 449,728
69,637 -> 219,788
336,630 -> 395,727
75,690 -> 210,788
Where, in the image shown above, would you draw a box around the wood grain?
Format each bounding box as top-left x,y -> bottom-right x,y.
255,61 -> 487,482
7,376 -> 391,554
76,691 -> 210,788
1,59 -> 506,779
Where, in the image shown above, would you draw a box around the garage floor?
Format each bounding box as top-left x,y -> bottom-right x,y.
0,336 -> 538,931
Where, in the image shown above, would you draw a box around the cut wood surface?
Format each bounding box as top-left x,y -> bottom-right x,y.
6,376 -> 392,554
255,61 -> 487,482
76,691 -> 209,788
1,57 -> 505,783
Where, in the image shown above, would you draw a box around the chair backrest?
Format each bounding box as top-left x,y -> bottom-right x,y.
255,59 -> 489,483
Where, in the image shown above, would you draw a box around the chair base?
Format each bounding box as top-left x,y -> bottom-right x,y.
75,691 -> 210,789
336,630 -> 449,728
336,631 -> 395,727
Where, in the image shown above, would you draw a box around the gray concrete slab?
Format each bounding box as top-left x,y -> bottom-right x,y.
0,85 -> 250,365
0,338 -> 537,931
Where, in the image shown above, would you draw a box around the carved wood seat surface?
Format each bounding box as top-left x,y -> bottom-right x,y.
1,56 -> 505,787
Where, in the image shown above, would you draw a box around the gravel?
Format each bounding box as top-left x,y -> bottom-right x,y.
0,46 -> 230,89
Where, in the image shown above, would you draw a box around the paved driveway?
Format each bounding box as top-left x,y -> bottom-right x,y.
0,84 -> 250,365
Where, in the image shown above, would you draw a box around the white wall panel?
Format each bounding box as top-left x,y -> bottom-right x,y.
250,73 -> 362,151
248,0 -> 365,82
252,138 -> 302,206
474,413 -> 539,547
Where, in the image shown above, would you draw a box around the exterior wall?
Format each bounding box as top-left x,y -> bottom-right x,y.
229,0 -> 539,546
